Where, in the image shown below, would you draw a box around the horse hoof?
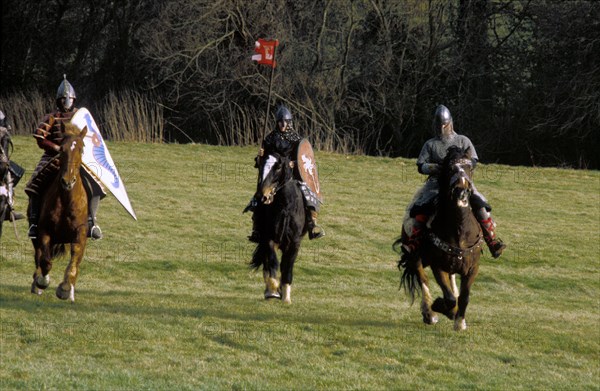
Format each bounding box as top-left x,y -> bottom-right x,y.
281,284 -> 291,304
30,282 -> 43,295
422,312 -> 438,325
56,284 -> 73,301
431,297 -> 455,320
431,297 -> 446,313
264,291 -> 281,300
35,274 -> 50,290
454,318 -> 467,331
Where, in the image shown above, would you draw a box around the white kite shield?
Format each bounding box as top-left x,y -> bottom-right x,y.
71,107 -> 137,220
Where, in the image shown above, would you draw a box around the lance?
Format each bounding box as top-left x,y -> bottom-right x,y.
245,38 -> 279,210
259,40 -> 278,149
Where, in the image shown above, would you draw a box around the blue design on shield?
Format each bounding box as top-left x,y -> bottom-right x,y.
84,113 -> 120,188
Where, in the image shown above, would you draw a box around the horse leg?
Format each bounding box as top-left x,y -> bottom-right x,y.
263,240 -> 280,300
450,274 -> 459,297
455,266 -> 479,331
279,245 -> 300,304
415,262 -> 437,325
431,268 -> 458,320
31,235 -> 52,295
56,242 -> 85,302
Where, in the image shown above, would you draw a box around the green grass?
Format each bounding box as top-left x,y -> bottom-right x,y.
1,136 -> 599,390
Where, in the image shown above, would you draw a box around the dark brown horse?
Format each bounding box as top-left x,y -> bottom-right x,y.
396,146 -> 484,330
30,123 -> 89,302
250,152 -> 307,304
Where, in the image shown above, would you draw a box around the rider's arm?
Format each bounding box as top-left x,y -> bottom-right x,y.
418,163 -> 441,175
33,115 -> 60,153
416,140 -> 440,176
462,136 -> 479,168
255,140 -> 268,168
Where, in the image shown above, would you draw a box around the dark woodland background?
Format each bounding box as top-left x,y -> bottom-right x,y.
1,0 -> 598,168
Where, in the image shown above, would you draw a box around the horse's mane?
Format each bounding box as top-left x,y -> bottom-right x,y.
61,122 -> 82,138
440,146 -> 473,182
261,152 -> 294,185
443,145 -> 472,168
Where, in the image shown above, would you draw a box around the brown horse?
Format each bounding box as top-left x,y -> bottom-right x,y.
396,146 -> 484,330
30,123 -> 89,302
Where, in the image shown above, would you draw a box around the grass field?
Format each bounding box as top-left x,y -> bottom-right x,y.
1,135 -> 598,390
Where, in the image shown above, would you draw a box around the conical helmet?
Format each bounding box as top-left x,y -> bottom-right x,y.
56,74 -> 77,111
432,104 -> 454,137
275,105 -> 293,122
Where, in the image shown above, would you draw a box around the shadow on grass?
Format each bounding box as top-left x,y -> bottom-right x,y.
0,283 -> 400,330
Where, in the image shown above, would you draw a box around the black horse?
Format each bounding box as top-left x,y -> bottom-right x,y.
396,146 -> 484,330
250,153 -> 307,304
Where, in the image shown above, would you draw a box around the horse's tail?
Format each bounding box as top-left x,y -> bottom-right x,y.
394,236 -> 420,304
51,244 -> 66,258
250,242 -> 268,270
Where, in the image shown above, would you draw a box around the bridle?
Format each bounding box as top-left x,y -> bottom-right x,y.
429,155 -> 483,259
261,155 -> 294,204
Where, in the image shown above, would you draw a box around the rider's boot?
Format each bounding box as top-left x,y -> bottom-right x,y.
5,208 -> 25,221
248,210 -> 260,243
27,195 -> 40,239
11,212 -> 25,221
243,196 -> 259,214
403,213 -> 428,255
307,210 -> 324,240
87,195 -> 103,240
5,178 -> 25,221
475,207 -> 506,258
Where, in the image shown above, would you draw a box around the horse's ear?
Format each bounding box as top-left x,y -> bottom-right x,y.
79,126 -> 87,138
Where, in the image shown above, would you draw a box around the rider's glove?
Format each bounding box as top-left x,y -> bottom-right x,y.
419,163 -> 441,175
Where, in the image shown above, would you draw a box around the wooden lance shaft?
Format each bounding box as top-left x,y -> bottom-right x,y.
259,42 -> 278,151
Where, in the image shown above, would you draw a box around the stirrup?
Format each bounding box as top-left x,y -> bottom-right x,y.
488,240 -> 506,259
28,224 -> 38,239
399,248 -> 419,268
243,198 -> 258,213
403,234 -> 422,255
308,225 -> 325,240
89,225 -> 103,240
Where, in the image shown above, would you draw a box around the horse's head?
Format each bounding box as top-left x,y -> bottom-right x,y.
58,123 -> 87,191
442,146 -> 474,208
260,153 -> 292,205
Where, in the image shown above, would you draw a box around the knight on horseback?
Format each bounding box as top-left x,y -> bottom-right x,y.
403,104 -> 506,259
245,105 -> 324,241
0,110 -> 26,222
25,75 -> 106,240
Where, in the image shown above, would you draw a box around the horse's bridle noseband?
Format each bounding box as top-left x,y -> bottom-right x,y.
261,156 -> 294,204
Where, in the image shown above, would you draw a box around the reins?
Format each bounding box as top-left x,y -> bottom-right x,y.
271,175 -> 294,196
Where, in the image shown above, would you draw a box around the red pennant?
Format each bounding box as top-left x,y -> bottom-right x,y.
251,39 -> 279,68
